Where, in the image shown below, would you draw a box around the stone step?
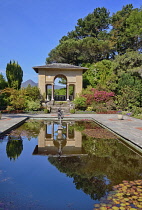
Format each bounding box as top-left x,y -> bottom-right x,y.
47,101 -> 74,113
52,104 -> 69,107
51,106 -> 70,113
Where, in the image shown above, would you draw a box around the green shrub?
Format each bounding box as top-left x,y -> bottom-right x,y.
131,106 -> 142,116
70,109 -> 75,114
7,106 -> 15,112
73,97 -> 87,110
9,88 -> 27,110
26,100 -> 41,111
116,86 -> 140,111
44,108 -> 50,113
0,93 -> 8,106
25,85 -> 41,101
86,107 -> 93,111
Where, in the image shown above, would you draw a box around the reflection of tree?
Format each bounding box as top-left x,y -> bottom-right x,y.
48,156 -> 111,200
73,174 -> 109,200
82,135 -> 118,157
68,125 -> 74,139
10,120 -> 44,140
6,136 -> 23,160
61,123 -> 67,138
83,135 -> 142,183
72,120 -> 101,132
48,134 -> 142,200
72,121 -> 85,131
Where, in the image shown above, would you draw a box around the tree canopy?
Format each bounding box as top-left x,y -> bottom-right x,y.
46,4 -> 142,65
6,60 -> 23,89
0,73 -> 7,90
60,7 -> 110,40
112,50 -> 142,76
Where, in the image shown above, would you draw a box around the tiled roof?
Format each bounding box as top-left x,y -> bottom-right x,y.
33,63 -> 88,73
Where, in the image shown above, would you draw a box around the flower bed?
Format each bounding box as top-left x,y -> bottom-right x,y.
0,110 -> 24,114
96,110 -> 117,114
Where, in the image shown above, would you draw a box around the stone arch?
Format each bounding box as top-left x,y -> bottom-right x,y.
54,74 -> 67,101
54,74 -> 67,82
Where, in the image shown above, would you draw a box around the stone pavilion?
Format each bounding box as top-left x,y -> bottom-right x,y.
33,63 -> 88,104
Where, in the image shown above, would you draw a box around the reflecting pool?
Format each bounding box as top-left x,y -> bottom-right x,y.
0,119 -> 142,209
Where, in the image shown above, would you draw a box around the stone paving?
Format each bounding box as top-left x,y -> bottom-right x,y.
0,113 -> 142,152
0,114 -> 29,136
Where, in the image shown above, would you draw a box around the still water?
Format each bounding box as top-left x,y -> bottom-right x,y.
0,119 -> 142,210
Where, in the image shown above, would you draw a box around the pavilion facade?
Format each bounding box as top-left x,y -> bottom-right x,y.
33,63 -> 88,103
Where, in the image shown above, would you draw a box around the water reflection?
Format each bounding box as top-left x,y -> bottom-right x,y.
4,119 -> 142,203
6,135 -> 23,161
48,143 -> 142,200
31,120 -> 142,201
33,121 -> 86,157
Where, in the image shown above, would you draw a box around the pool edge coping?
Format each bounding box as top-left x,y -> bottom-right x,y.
0,115 -> 142,155
30,116 -> 142,155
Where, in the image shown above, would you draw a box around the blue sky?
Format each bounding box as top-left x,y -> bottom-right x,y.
0,0 -> 141,83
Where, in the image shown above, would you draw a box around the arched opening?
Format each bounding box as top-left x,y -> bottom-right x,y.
54,75 -> 67,101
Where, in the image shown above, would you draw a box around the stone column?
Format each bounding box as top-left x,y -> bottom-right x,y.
75,131 -> 82,147
46,84 -> 49,101
46,94 -> 50,101
67,84 -> 70,101
51,83 -> 54,104
51,122 -> 54,140
38,70 -> 46,96
38,127 -> 45,147
66,122 -> 69,140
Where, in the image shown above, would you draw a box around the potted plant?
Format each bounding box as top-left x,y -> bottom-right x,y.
0,111 -> 2,120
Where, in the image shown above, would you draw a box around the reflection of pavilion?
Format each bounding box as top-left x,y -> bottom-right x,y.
33,121 -> 86,157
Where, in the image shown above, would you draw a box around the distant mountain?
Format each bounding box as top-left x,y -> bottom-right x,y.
21,79 -> 38,88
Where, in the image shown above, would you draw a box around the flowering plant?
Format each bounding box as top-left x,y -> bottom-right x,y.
126,112 -> 132,116
82,88 -> 115,105
117,111 -> 132,115
117,110 -> 122,114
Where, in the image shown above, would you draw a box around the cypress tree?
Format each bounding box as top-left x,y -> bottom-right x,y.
6,60 -> 23,89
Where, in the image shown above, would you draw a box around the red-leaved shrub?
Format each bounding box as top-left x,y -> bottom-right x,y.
82,88 -> 115,106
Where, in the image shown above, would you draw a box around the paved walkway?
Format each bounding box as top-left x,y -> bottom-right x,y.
0,113 -> 142,151
0,114 -> 29,136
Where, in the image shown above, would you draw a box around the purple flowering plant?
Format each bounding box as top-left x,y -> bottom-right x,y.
126,112 -> 132,116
